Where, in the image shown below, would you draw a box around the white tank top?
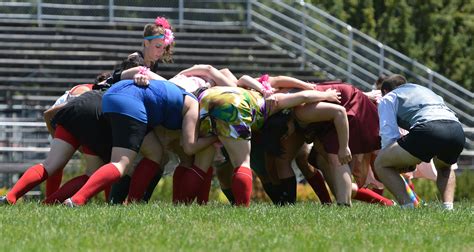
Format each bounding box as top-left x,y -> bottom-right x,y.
168,74 -> 211,93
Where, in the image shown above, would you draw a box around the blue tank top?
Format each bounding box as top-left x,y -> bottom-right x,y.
102,79 -> 196,129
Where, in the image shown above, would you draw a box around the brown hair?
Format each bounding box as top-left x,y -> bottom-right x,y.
375,74 -> 388,90
381,74 -> 407,95
95,71 -> 112,84
143,23 -> 174,63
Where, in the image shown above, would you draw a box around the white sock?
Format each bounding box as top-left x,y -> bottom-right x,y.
400,203 -> 414,209
442,202 -> 454,210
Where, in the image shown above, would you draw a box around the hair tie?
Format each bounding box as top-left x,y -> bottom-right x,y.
258,74 -> 269,84
138,66 -> 149,75
258,74 -> 273,96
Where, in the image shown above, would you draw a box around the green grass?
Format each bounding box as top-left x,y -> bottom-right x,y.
1,201 -> 473,251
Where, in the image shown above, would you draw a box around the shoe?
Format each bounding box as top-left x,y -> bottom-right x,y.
64,198 -> 77,208
0,196 -> 10,205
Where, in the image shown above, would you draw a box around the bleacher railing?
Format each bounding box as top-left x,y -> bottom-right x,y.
247,1 -> 473,127
0,0 -> 471,124
0,0 -> 472,160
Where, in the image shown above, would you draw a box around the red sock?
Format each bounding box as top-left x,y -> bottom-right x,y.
45,168 -> 63,197
43,174 -> 89,204
307,171 -> 332,204
127,158 -> 161,202
371,188 -> 384,196
197,167 -> 213,205
6,164 -> 48,204
71,163 -> 121,205
176,165 -> 206,204
353,188 -> 394,206
172,165 -> 188,203
232,166 -> 253,207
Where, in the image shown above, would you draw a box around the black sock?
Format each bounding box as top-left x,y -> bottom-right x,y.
221,188 -> 235,205
142,172 -> 163,202
279,176 -> 297,205
262,182 -> 281,205
337,202 -> 351,207
109,175 -> 131,204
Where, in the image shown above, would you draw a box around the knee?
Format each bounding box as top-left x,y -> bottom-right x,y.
42,158 -> 63,175
373,156 -> 384,173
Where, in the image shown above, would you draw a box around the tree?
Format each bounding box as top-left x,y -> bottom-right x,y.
310,0 -> 473,91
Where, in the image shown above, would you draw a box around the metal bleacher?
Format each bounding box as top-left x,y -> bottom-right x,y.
0,0 -> 472,181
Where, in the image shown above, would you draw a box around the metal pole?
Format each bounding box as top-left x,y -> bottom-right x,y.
426,68 -> 433,90
347,25 -> 353,83
246,0 -> 252,29
37,0 -> 42,27
299,1 -> 306,70
109,0 -> 114,24
179,0 -> 184,28
378,42 -> 384,77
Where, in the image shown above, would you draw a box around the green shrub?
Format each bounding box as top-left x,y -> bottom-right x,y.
454,170 -> 474,200
413,170 -> 474,201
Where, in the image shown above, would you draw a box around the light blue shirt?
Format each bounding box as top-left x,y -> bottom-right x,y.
378,92 -> 400,149
378,83 -> 459,149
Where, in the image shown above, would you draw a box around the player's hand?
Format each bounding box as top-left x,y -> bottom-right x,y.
338,146 -> 352,165
324,88 -> 341,103
134,73 -> 150,86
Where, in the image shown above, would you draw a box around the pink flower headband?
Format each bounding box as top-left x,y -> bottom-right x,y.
155,16 -> 174,46
155,17 -> 170,29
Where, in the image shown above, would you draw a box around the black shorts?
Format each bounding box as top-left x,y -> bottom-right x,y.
398,120 -> 465,164
106,113 -> 148,152
52,91 -> 112,162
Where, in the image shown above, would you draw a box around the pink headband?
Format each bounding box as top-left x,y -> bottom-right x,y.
155,17 -> 170,29
154,17 -> 174,46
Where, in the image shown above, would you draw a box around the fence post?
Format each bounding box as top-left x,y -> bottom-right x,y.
179,0 -> 184,28
426,68 -> 433,90
299,1 -> 306,70
246,0 -> 252,29
37,0 -> 42,27
378,42 -> 384,77
347,25 -> 353,83
108,0 -> 114,23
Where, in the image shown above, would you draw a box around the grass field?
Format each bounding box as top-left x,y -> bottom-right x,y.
1,201 -> 473,251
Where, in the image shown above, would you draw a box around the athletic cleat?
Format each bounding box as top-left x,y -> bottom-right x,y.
0,196 -> 10,205
63,198 -> 77,208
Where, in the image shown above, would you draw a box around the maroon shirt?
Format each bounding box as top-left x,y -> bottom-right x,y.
300,81 -> 381,154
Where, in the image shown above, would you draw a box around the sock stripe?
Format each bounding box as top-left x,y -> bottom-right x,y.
190,167 -> 205,181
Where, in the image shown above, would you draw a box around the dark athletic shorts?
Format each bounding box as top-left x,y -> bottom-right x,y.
397,120 -> 465,164
250,134 -> 267,177
54,125 -> 97,156
52,91 -> 111,161
106,113 -> 148,152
